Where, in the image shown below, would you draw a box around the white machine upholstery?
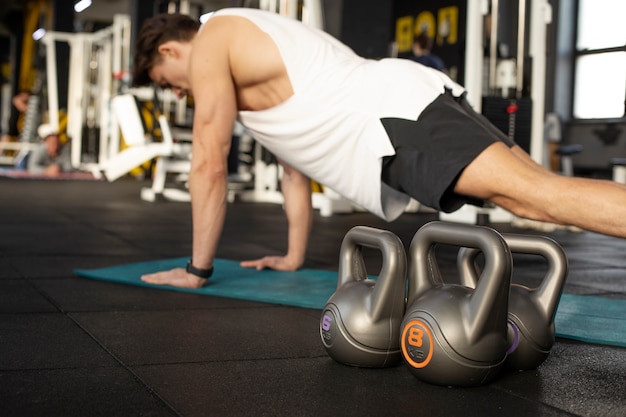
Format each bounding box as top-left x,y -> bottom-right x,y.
101,94 -> 192,201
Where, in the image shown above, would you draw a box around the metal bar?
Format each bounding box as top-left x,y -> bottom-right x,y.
489,0 -> 499,95
529,0 -> 553,163
464,0 -> 486,109
516,0 -> 527,98
42,35 -> 59,133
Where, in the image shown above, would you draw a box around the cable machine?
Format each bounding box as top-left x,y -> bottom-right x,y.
441,0 -> 552,224
41,14 -> 131,170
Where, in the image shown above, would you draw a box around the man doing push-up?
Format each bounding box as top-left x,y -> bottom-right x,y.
132,8 -> 626,288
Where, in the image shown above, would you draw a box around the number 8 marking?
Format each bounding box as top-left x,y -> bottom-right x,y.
408,327 -> 424,347
401,319 -> 434,369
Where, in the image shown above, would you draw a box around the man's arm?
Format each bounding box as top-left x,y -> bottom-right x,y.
241,160 -> 312,271
142,20 -> 238,288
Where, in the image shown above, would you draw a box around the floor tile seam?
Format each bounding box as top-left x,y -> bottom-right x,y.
3,253 -> 150,259
490,385 -> 582,416
1,251 -> 152,259
0,302 -> 285,316
0,363 -> 128,373
0,261 -> 26,279
62,310 -> 185,417
10,278 -> 67,314
64,304 -> 302,314
7,279 -> 182,415
129,354 -> 330,368
0,275 -> 28,282
0,311 -> 63,316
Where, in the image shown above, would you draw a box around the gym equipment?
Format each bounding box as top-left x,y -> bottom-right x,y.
544,112 -> 583,175
100,91 -> 193,202
320,226 -> 407,368
401,221 -> 512,386
42,14 -> 131,169
258,0 -> 324,28
611,158 -> 626,184
457,234 -> 568,370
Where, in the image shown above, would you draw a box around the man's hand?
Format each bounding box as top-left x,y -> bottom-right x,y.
141,268 -> 208,288
240,256 -> 301,271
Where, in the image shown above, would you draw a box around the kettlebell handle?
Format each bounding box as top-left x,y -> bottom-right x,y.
338,226 -> 407,321
458,234 -> 568,321
408,221 -> 512,339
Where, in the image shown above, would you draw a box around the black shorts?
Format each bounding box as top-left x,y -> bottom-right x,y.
380,90 -> 515,213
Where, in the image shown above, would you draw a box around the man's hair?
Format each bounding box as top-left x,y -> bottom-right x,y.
414,31 -> 434,51
133,13 -> 200,86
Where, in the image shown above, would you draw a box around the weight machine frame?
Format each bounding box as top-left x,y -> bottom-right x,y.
440,0 -> 552,225
41,14 -> 131,170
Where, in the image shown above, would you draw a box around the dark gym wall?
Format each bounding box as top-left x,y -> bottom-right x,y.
0,5 -> 23,135
322,0 -> 343,41
128,0 -> 156,63
52,0 -> 74,110
339,0 -> 393,59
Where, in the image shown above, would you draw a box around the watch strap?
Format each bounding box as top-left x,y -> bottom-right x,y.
186,260 -> 214,279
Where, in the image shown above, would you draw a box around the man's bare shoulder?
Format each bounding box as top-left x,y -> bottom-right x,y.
195,14 -> 278,55
190,14 -> 279,74
190,15 -> 235,54
191,13 -> 292,110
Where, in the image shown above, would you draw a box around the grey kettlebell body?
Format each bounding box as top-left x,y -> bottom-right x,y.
320,226 -> 407,368
458,234 -> 568,370
401,222 -> 512,387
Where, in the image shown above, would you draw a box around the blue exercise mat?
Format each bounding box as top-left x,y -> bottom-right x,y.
74,257 -> 626,348
554,294 -> 626,348
75,258 -> 338,310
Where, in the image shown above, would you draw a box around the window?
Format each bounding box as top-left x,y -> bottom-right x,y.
573,0 -> 626,119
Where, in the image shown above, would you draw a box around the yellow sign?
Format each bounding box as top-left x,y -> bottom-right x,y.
395,6 -> 459,53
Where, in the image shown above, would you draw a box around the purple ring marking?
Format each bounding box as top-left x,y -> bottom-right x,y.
507,319 -> 520,355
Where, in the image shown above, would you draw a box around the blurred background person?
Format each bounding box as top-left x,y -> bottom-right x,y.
27,123 -> 72,176
410,31 -> 446,73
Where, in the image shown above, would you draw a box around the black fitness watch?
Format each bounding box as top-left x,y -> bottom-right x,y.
186,260 -> 214,279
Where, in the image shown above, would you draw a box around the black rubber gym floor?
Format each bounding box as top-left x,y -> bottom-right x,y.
0,178 -> 624,417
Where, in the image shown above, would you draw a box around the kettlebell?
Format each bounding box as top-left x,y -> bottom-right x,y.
320,226 -> 407,368
457,234 -> 568,370
400,221 -> 512,387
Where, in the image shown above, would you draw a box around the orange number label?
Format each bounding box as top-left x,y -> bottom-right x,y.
408,327 -> 424,347
401,319 -> 434,369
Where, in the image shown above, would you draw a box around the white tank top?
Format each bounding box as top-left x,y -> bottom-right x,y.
212,8 -> 464,220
